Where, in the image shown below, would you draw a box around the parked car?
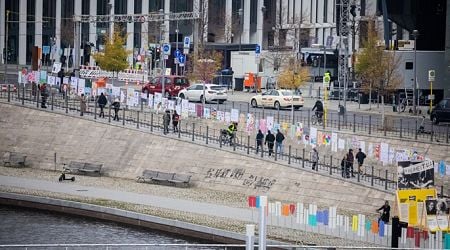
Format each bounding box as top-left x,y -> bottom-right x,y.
142,75 -> 189,98
178,83 -> 227,103
250,89 -> 304,109
430,98 -> 450,124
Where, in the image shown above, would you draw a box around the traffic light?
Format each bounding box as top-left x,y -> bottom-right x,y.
350,4 -> 357,17
155,47 -> 161,60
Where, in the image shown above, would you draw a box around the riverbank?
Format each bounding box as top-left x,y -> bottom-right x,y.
0,166 -> 380,247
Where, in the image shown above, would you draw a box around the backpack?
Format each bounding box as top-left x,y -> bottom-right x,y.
173,114 -> 180,122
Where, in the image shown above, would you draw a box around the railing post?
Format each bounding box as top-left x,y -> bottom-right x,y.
274,144 -> 277,161
137,111 -> 140,128
260,143 -> 263,158
400,119 -> 402,138
371,166 -> 374,186
150,113 -> 153,132
338,113 -> 341,131
447,125 -> 449,144
329,155 -> 333,175
302,148 -> 305,168
415,120 -> 418,140
22,85 -> 25,105
277,106 -> 280,123
94,98 -> 97,119
108,105 -> 111,123
192,123 -> 195,141
51,92 -> 54,110
122,107 -> 125,126
178,120 -> 181,138
307,110 -> 311,127
65,90 -> 68,113
247,135 -> 250,154
288,145 -> 291,164
219,132 -> 222,148
36,88 -> 40,108
7,84 -> 10,102
206,126 -> 209,144
233,136 -> 236,151
441,186 -> 444,198
385,170 -> 388,190
353,113 -> 356,132
368,115 -> 372,134
431,122 -> 434,142
232,101 -> 235,109
247,102 -> 250,114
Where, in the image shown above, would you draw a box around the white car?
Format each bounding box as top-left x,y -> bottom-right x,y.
178,83 -> 228,103
250,89 -> 304,109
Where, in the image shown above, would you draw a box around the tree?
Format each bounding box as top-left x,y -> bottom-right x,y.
355,20 -> 402,128
187,48 -> 223,84
277,57 -> 309,90
92,31 -> 130,72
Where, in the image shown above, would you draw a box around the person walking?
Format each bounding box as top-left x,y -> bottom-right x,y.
97,93 -> 107,118
40,83 -> 49,108
311,147 -> 319,170
163,110 -> 171,135
112,98 -> 120,121
355,148 -> 366,175
79,93 -> 87,116
347,149 -> 355,177
172,110 -> 180,133
275,129 -> 285,156
256,129 -> 264,154
341,155 -> 348,178
264,130 -> 275,157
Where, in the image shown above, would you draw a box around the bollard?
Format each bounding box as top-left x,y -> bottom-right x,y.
36,89 -> 40,108
329,155 -> 333,175
22,85 -> 25,105
277,106 -> 280,123
261,143 -> 264,158
219,132 -> 222,148
353,113 -> 356,132
108,105 -> 111,123
441,186 -> 444,198
51,93 -> 54,110
431,123 -> 434,142
122,107 -> 125,126
94,100 -> 97,119
415,120 -> 418,140
178,120 -> 181,138
7,84 -> 10,102
192,123 -> 195,141
137,111 -> 140,128
245,224 -> 255,250
400,119 -> 402,138
368,115 -> 372,134
233,136 -> 236,151
274,145 -> 277,161
371,166 -> 374,186
150,113 -> 154,131
206,126 -> 209,144
288,145 -> 291,164
385,170 -> 388,190
295,149 -> 298,163
338,113 -> 341,131
307,110 -> 310,127
247,135 -> 250,154
302,148 -> 305,168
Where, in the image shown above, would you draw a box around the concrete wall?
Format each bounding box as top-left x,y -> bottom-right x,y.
0,103 -> 393,214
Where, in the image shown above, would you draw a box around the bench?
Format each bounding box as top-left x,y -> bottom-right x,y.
137,170 -> 191,187
3,152 -> 27,168
64,161 -> 102,176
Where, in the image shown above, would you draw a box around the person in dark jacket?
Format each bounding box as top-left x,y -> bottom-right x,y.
256,130 -> 264,153
377,201 -> 391,224
275,129 -> 285,156
40,83 -> 49,108
355,148 -> 366,175
346,148 -> 355,177
311,98 -> 324,119
97,93 -> 108,118
172,110 -> 180,133
112,98 -> 120,121
163,110 -> 171,134
341,155 -> 348,178
264,130 -> 275,157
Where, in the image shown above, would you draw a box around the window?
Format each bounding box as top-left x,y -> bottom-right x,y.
270,90 -> 279,96
174,78 -> 187,86
323,0 -> 328,22
405,62 -> 413,70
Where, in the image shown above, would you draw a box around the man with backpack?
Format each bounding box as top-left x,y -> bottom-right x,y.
97,93 -> 108,118
264,130 -> 275,157
355,148 -> 366,175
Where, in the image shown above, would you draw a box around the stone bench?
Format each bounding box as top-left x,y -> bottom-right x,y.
2,152 -> 27,168
64,161 -> 102,176
137,170 -> 191,187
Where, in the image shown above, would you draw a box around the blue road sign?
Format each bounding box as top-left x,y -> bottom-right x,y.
255,44 -> 261,54
178,54 -> 185,64
183,37 -> 191,49
162,43 -> 171,55
174,49 -> 181,58
42,46 -> 50,55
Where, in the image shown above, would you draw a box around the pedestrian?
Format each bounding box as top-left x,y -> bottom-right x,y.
97,93 -> 107,118
79,93 -> 87,116
355,148 -> 366,175
376,201 -> 391,224
40,83 -> 49,108
172,110 -> 180,133
264,130 -> 275,157
112,98 -> 120,121
347,148 -> 355,177
341,155 -> 348,178
256,129 -> 264,154
311,147 -> 319,170
275,129 -> 285,156
163,110 -> 171,134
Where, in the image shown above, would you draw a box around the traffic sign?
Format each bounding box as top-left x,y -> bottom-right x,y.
174,49 -> 181,58
42,46 -> 50,55
428,70 -> 435,82
255,44 -> 260,58
162,43 -> 171,55
179,54 -> 185,67
183,37 -> 191,49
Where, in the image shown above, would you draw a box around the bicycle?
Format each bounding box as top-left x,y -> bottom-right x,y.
398,98 -> 407,113
220,129 -> 239,146
311,112 -> 323,126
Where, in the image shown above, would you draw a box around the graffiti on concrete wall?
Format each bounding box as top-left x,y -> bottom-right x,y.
205,168 -> 276,191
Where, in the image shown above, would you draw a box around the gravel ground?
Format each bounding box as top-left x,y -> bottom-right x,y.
0,166 -> 381,247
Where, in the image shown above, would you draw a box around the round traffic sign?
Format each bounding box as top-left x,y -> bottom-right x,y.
174,49 -> 181,58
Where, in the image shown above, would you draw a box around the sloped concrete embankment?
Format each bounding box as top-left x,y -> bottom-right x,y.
0,103 -> 392,213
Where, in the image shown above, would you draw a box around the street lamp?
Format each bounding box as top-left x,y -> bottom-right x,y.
412,29 -> 419,114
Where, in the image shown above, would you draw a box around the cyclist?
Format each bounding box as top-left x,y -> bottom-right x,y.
312,98 -> 324,122
226,122 -> 238,145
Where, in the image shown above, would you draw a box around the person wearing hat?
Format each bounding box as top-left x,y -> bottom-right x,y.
112,98 -> 120,121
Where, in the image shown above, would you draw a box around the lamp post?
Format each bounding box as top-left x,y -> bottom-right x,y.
412,29 -> 419,114
238,8 -> 243,51
175,25 -> 179,76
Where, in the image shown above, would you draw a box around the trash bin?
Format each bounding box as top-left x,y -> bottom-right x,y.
234,77 -> 244,91
338,105 -> 345,115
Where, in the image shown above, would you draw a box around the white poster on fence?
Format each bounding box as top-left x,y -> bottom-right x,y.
338,138 -> 345,150
154,93 -> 162,109
77,78 -> 85,95
331,133 -> 338,152
47,76 -> 55,86
380,142 -> 389,165
134,91 -> 140,107
230,108 -> 239,122
175,103 -> 182,115
359,140 -> 366,154
55,77 -> 61,88
204,108 -> 211,119
63,77 -> 69,84
120,90 -> 125,103
161,98 -> 168,111
126,88 -> 134,106
168,100 -> 175,110
266,116 -> 274,131
217,111 -> 225,121
112,87 -> 121,97
309,127 -> 317,146
225,112 -> 231,123
368,143 -> 374,158
181,99 -> 189,118
188,102 -> 196,115
148,94 -> 154,108
141,92 -> 148,100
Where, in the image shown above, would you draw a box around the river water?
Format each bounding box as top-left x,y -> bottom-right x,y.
0,205 -> 227,249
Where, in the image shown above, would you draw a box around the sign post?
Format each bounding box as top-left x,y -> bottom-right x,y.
323,72 -> 331,127
428,70 -> 435,112
183,37 -> 191,55
178,54 -> 185,75
254,44 -> 261,92
161,43 -> 171,97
